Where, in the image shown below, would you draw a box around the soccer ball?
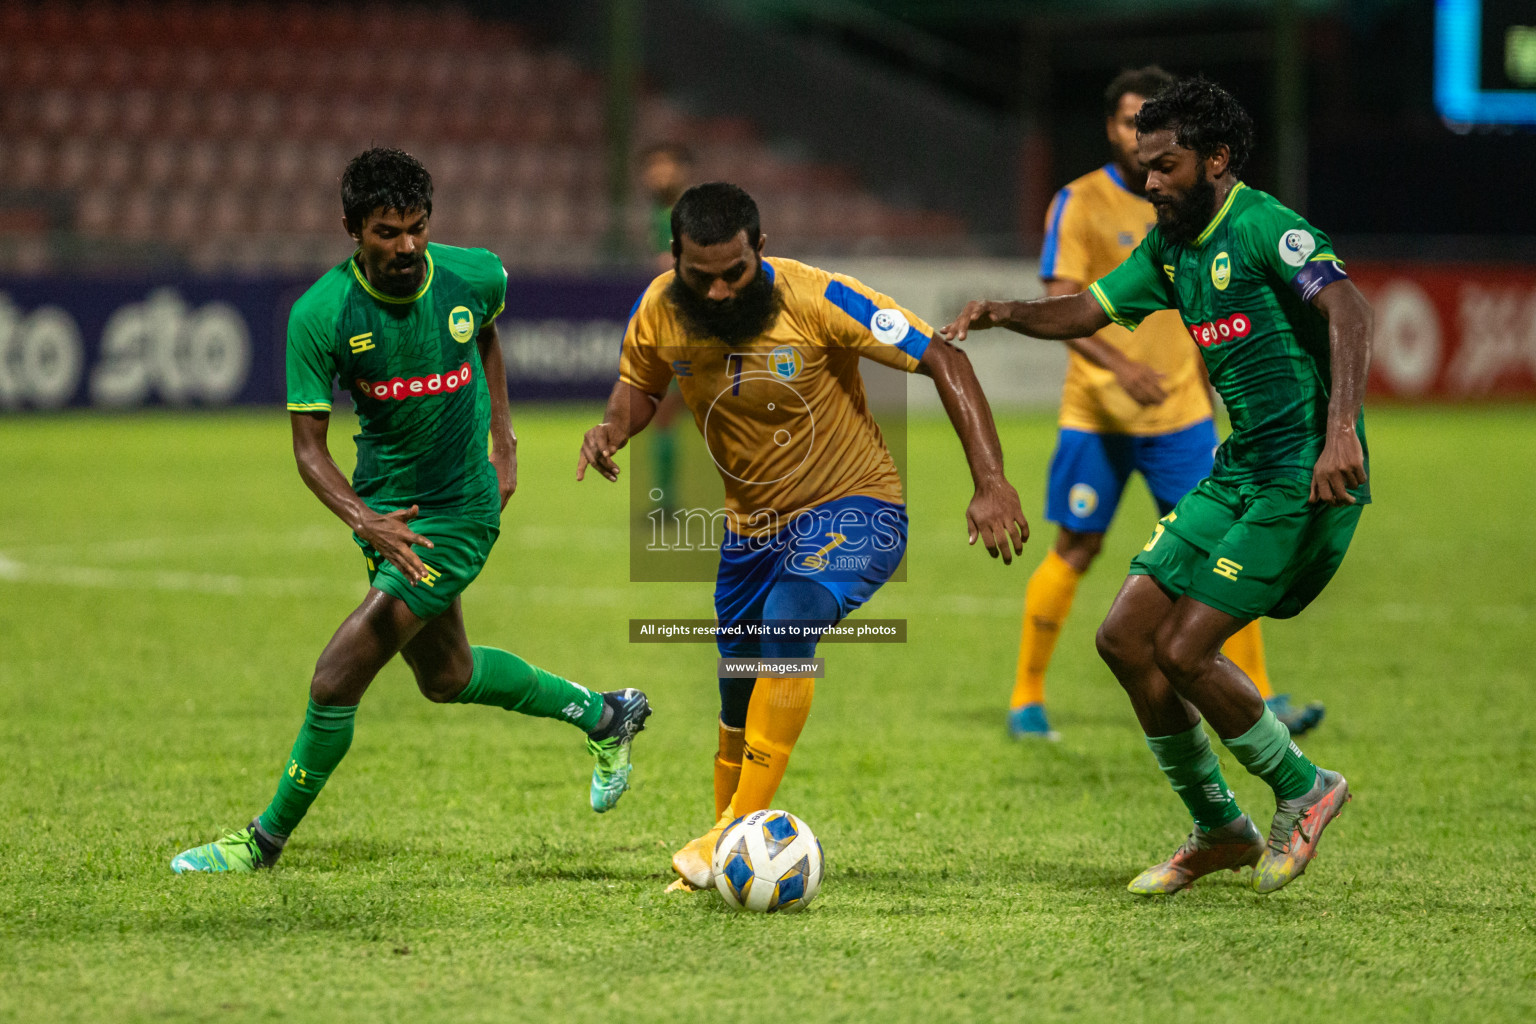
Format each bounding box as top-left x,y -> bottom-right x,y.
711,809 -> 824,913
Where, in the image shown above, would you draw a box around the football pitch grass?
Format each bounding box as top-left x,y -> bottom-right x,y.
2,405 -> 1532,1023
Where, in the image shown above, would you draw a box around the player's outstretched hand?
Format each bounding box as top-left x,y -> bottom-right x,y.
577,422 -> 628,483
940,300 -> 1006,342
1309,425 -> 1365,506
966,480 -> 1029,564
358,505 -> 434,585
1112,358 -> 1168,406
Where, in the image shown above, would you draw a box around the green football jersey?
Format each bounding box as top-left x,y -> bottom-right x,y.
286,243 -> 509,526
1089,183 -> 1369,501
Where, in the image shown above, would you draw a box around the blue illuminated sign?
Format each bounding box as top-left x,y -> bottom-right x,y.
1436,0 -> 1536,127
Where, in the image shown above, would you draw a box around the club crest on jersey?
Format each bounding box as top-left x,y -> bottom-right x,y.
1279,229 -> 1316,267
357,361 -> 473,401
1211,251 -> 1232,290
769,345 -> 801,380
870,308 -> 910,345
448,305 -> 475,342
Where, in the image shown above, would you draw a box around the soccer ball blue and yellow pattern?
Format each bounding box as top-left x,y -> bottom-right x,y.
710,809 -> 825,913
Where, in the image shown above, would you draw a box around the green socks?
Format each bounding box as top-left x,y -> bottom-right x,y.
1146,723 -> 1243,830
1222,707 -> 1319,801
254,649 -> 600,840
258,699 -> 357,839
454,646 -> 605,732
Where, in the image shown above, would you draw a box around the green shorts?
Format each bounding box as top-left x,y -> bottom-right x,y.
353,516 -> 499,620
1128,476 -> 1362,620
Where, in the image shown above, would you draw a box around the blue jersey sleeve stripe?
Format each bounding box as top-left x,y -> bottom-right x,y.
825,279 -> 877,328
1039,188 -> 1071,280
902,331 -> 932,362
824,280 -> 928,361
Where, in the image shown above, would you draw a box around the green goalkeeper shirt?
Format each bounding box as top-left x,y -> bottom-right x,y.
285,243 -> 509,526
1088,182 -> 1369,502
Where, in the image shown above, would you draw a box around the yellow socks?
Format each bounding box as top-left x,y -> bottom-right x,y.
1222,619 -> 1273,699
1009,549 -> 1083,709
733,677 -> 814,815
713,719 -> 745,819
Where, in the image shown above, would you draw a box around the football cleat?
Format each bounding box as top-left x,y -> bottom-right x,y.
1007,702 -> 1060,741
671,806 -> 738,889
1266,693 -> 1326,737
1127,814 -> 1265,895
1254,769 -> 1350,894
170,820 -> 282,874
586,688 -> 652,813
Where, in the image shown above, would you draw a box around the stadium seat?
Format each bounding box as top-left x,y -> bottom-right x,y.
0,1 -> 964,265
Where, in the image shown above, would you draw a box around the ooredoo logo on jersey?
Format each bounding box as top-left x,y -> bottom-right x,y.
1186,313 -> 1252,348
357,362 -> 474,401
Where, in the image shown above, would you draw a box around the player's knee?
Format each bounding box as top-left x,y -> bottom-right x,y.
1152,626 -> 1213,687
1095,614 -> 1145,673
1057,530 -> 1103,571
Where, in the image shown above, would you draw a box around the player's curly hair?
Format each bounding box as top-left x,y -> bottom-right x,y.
1103,65 -> 1175,118
671,182 -> 761,253
1134,76 -> 1255,174
341,148 -> 433,229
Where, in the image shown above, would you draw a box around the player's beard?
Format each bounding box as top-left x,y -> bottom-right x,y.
1151,171 -> 1217,244
667,259 -> 783,346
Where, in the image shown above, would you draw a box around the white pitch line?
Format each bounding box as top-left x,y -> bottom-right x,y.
20,524 -> 627,563
1,549 -> 1529,624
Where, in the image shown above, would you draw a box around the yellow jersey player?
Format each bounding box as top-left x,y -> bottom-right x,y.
577,182 -> 1029,889
1006,67 -> 1325,741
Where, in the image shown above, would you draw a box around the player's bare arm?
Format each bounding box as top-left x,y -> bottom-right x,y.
1308,278 -> 1372,507
577,379 -> 663,482
290,410 -> 433,583
1042,278 -> 1168,406
939,289 -> 1111,343
476,319 -> 518,507
917,337 -> 1029,563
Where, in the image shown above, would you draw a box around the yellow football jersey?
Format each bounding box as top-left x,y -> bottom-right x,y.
619,257 -> 932,529
1042,164 -> 1211,435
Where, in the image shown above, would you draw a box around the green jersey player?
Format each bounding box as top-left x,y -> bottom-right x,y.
944,79 -> 1369,896
171,149 -> 651,874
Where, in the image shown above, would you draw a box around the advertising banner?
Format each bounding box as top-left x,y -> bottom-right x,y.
1352,264 -> 1536,399
3,263 -> 1533,411
0,273 -> 651,412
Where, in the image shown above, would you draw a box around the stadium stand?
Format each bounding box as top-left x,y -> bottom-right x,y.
0,1 -> 968,273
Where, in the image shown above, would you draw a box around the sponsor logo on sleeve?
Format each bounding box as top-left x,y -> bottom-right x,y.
357,361 -> 474,401
869,308 -> 910,345
1279,229 -> 1316,267
448,305 -> 475,342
